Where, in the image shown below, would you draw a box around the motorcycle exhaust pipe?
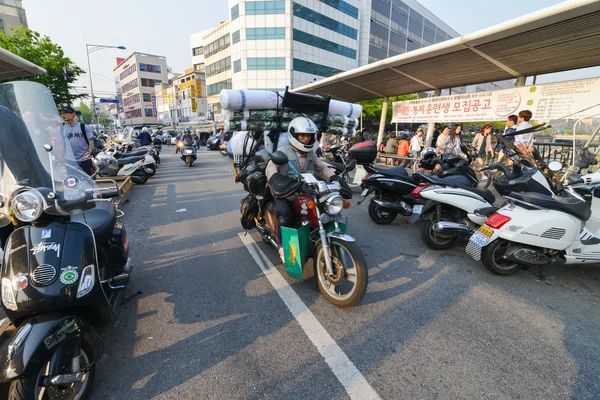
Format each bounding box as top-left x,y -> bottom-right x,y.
372,199 -> 413,216
508,248 -> 551,265
432,221 -> 473,235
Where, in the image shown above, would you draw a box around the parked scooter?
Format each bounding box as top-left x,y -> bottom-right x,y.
242,150 -> 368,307
179,135 -> 197,167
322,140 -> 369,189
0,81 -> 132,399
93,151 -> 149,184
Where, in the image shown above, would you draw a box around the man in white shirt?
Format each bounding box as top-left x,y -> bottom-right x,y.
514,110 -> 534,155
409,129 -> 424,168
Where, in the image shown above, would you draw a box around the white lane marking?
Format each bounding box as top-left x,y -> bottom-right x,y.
238,233 -> 381,400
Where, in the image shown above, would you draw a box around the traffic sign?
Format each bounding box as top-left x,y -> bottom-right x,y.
99,98 -> 120,104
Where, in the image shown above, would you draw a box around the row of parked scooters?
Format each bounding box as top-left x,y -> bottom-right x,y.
324,123 -> 600,275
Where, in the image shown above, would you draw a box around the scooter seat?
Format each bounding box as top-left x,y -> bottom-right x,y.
325,161 -> 346,173
372,166 -> 409,177
454,182 -> 496,205
417,173 -> 495,204
71,202 -> 117,241
115,149 -> 147,158
509,192 -> 591,221
117,155 -> 144,167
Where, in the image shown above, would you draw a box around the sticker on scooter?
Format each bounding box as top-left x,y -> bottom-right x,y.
31,242 -> 61,257
13,273 -> 28,291
43,320 -> 78,350
8,244 -> 26,255
63,175 -> 81,189
59,266 -> 79,285
41,229 -> 51,239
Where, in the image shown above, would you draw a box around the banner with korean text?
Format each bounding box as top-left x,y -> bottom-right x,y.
391,77 -> 600,123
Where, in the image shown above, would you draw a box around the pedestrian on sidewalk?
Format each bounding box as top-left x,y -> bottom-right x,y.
409,129 -> 424,168
396,134 -> 410,166
59,105 -> 95,176
138,127 -> 152,146
435,125 -> 453,154
514,110 -> 534,156
385,134 -> 398,154
472,124 -> 494,180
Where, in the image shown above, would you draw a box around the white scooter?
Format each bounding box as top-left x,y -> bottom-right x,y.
466,159 -> 600,274
93,152 -> 149,184
413,159 -> 555,250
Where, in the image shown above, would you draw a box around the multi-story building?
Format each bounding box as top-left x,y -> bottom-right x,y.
154,68 -> 208,127
0,0 -> 27,36
203,21 -> 232,114
190,30 -> 207,72
193,0 -> 512,111
113,52 -> 169,126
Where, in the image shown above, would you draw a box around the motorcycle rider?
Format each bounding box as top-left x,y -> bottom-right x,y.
59,105 -> 95,175
266,117 -> 348,262
138,126 -> 152,146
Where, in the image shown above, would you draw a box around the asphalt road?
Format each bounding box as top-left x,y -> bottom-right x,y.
90,148 -> 600,400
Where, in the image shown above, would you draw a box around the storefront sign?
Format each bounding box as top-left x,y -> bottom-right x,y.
391,77 -> 600,123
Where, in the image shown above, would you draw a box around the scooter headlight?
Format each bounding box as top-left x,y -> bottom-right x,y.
76,265 -> 95,298
2,278 -> 17,311
325,195 -> 344,215
178,142 -> 184,148
11,190 -> 44,223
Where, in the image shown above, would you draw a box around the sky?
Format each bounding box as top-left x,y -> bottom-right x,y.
24,0 -> 600,100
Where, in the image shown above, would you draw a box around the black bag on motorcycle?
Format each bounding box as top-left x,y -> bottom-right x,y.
240,194 -> 259,230
268,173 -> 301,199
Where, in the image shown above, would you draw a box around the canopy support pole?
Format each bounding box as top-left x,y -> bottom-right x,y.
425,89 -> 442,147
377,97 -> 389,148
516,76 -> 527,87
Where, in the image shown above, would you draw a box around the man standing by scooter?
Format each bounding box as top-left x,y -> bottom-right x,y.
59,105 -> 95,176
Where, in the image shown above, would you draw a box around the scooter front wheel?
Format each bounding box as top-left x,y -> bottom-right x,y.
481,239 -> 523,275
8,346 -> 95,400
314,238 -> 368,307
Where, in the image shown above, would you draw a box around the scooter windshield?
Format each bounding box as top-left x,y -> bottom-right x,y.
117,126 -> 134,143
0,81 -> 98,226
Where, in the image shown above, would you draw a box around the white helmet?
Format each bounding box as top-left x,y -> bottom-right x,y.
288,117 -> 318,153
142,127 -> 148,133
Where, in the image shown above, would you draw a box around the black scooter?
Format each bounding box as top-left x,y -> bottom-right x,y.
359,152 -> 478,224
0,81 -> 133,400
179,136 -> 197,167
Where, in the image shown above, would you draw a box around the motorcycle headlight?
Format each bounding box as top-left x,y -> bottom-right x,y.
2,278 -> 17,311
11,190 -> 44,222
77,265 -> 95,298
178,142 -> 184,147
325,195 -> 344,215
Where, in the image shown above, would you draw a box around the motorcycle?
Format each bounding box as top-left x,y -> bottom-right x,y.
179,136 -> 197,167
92,151 -> 148,185
0,81 -> 132,399
359,151 -> 478,225
466,133 -> 600,274
245,150 -> 368,307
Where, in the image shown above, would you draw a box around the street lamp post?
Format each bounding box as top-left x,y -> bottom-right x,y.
85,43 -> 126,126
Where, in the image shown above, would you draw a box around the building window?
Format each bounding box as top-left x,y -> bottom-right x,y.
232,30 -> 240,44
318,0 -> 358,18
121,79 -> 139,92
141,78 -> 161,87
293,58 -> 343,77
125,109 -> 142,119
246,27 -> 285,40
123,94 -> 141,107
192,46 -> 204,56
204,34 -> 231,57
293,3 -> 357,40
233,59 -> 242,73
247,57 -> 285,70
246,1 -> 285,15
408,9 -> 423,37
139,63 -> 161,73
293,29 -> 356,59
231,4 -> 239,20
194,63 -> 204,71
119,64 -> 137,81
207,79 -> 232,96
142,93 -> 152,102
206,57 -> 231,77
145,109 -> 154,117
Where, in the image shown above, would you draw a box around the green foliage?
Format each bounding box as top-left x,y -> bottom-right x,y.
78,102 -> 93,124
358,94 -> 420,126
0,26 -> 86,105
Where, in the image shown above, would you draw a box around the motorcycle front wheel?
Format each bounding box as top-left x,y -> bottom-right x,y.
8,346 -> 95,400
314,238 -> 368,307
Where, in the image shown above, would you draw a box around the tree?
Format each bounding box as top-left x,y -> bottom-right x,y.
0,26 -> 86,105
78,102 -> 93,124
358,94 -> 420,128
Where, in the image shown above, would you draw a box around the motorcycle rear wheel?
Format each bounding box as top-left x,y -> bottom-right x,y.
314,238 -> 368,307
143,164 -> 156,177
131,169 -> 148,185
8,346 -> 95,400
368,197 -> 397,224
420,211 -> 458,250
481,239 -> 523,275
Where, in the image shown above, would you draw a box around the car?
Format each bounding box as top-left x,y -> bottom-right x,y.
207,133 -> 221,150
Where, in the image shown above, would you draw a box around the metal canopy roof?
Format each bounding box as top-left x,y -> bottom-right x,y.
0,47 -> 46,80
293,0 -> 600,102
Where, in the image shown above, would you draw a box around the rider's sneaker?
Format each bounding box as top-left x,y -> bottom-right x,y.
278,248 -> 285,265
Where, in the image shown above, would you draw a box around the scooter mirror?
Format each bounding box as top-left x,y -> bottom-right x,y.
43,144 -> 52,152
548,160 -> 563,172
271,151 -> 289,166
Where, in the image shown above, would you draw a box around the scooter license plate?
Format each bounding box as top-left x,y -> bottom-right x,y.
478,225 -> 493,238
361,189 -> 369,197
412,205 -> 424,215
469,232 -> 489,247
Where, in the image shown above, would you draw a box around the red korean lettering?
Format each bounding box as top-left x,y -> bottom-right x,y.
452,102 -> 462,112
471,99 -> 480,112
462,100 -> 471,112
482,99 -> 492,110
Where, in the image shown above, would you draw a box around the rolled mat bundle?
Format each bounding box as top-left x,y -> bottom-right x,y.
220,89 -> 362,118
222,109 -> 358,128
225,120 -> 356,136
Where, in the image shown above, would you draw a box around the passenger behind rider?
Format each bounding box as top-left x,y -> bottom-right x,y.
265,117 -> 346,262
